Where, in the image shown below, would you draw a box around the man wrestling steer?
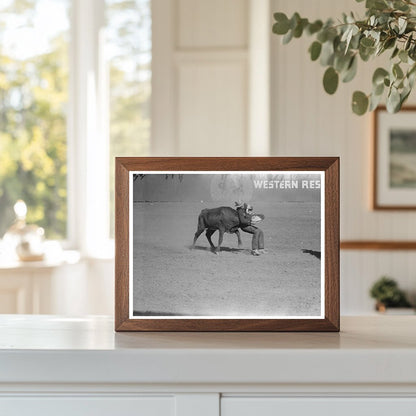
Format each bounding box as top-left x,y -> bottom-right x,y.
191,202 -> 265,256
235,202 -> 266,256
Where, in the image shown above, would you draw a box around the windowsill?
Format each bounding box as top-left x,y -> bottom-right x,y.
0,249 -> 81,270
0,237 -> 115,270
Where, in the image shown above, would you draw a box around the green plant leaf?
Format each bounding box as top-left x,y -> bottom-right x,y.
352,91 -> 369,115
309,41 -> 322,61
400,87 -> 411,106
320,40 -> 335,66
307,20 -> 323,35
369,92 -> 383,111
398,16 -> 407,34
273,13 -> 290,34
383,37 -> 396,50
393,0 -> 410,12
342,56 -> 358,82
334,52 -> 352,72
399,49 -> 408,63
290,12 -> 301,29
387,87 -> 401,112
405,33 -> 413,50
359,42 -> 375,61
393,63 -> 404,79
282,29 -> 293,44
372,67 -> 389,86
323,67 -> 339,94
360,37 -> 375,48
366,0 -> 388,8
391,47 -> 399,59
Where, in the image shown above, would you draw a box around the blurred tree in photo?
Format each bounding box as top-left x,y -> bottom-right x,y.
0,0 -> 69,238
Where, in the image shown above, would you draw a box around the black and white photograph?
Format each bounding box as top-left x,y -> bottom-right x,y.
130,171 -> 324,319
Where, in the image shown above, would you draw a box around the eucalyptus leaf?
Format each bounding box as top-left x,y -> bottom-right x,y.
334,52 -> 350,72
323,67 -> 339,94
372,67 -> 389,85
373,82 -> 385,95
393,0 -> 409,11
342,56 -> 358,82
398,17 -> 407,34
393,63 -> 404,79
391,47 -> 399,59
383,37 -> 396,50
399,49 -> 408,63
293,18 -> 308,38
273,13 -> 290,34
360,37 -> 375,48
359,44 -> 375,61
401,86 -> 411,105
366,0 -> 388,10
352,91 -> 369,115
307,20 -> 323,35
282,29 -> 294,44
386,87 -> 401,112
309,41 -> 322,61
320,40 -> 335,66
405,33 -> 413,50
369,92 -> 383,111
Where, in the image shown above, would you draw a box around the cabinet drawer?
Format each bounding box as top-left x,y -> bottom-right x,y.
222,397 -> 416,416
0,396 -> 175,416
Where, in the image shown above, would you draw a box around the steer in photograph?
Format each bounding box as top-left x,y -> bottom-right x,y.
130,171 -> 324,319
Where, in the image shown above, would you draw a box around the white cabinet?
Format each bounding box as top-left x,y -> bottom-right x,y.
1,397 -> 175,416
222,398 -> 416,416
1,316 -> 416,416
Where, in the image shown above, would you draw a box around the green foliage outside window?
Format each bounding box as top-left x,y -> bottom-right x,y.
0,1 -> 69,238
0,0 -> 151,240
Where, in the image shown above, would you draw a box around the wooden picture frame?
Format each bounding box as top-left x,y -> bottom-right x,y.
373,106 -> 416,210
115,157 -> 339,332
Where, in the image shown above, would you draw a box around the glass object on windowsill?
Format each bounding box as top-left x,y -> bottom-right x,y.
3,200 -> 45,262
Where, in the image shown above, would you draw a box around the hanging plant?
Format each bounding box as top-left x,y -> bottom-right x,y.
272,0 -> 416,115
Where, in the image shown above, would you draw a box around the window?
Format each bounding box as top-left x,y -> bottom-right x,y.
106,0 -> 151,237
0,0 -> 70,239
0,0 -> 151,252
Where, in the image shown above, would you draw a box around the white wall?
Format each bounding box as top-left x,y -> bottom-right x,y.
271,0 -> 416,313
152,0 -> 269,157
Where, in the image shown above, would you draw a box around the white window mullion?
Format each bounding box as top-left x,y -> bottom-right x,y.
69,0 -> 109,256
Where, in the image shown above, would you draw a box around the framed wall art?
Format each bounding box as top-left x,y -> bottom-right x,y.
374,106 -> 416,209
115,157 -> 339,331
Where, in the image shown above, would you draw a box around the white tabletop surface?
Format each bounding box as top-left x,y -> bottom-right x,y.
0,314 -> 415,349
0,315 -> 415,385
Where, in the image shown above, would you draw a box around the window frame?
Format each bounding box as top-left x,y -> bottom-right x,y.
67,0 -> 112,257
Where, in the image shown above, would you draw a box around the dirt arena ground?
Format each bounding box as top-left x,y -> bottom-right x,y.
133,201 -> 322,317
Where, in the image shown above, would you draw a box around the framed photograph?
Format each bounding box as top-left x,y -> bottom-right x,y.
115,157 -> 339,332
374,106 -> 416,209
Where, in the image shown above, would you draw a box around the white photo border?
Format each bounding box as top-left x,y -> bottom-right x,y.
129,171 -> 325,320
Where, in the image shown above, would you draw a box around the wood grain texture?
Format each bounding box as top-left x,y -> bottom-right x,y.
114,159 -> 130,330
373,106 -> 416,210
115,157 -> 340,332
325,158 -> 340,331
341,241 -> 416,250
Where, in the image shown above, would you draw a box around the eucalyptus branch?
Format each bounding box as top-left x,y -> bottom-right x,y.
272,0 -> 416,115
